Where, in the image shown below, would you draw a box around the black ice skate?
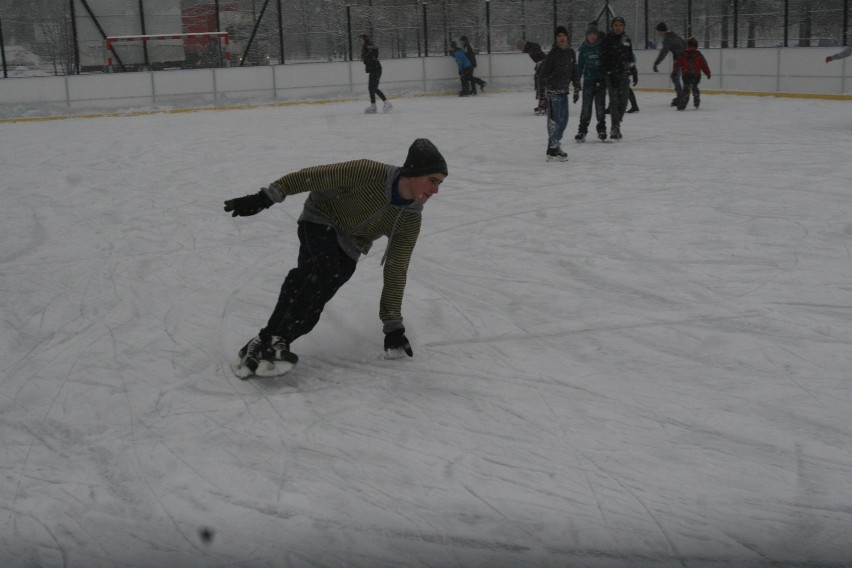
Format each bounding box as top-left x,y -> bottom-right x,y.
231,335 -> 298,379
546,146 -> 568,162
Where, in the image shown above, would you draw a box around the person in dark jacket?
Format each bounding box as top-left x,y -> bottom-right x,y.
223,139 -> 448,378
600,16 -> 634,140
673,37 -> 711,110
359,34 -> 392,114
653,22 -> 686,106
459,36 -> 487,94
539,25 -> 580,160
516,38 -> 548,114
575,22 -> 607,142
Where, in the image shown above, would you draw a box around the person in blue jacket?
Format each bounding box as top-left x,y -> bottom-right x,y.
449,41 -> 473,96
575,22 -> 608,142
460,36 -> 487,94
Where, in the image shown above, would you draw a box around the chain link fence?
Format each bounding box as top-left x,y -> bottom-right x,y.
1,0 -> 849,78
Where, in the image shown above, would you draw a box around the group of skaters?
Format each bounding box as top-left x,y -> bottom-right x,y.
518,17 -> 714,161
359,33 -> 487,112
652,22 -> 711,111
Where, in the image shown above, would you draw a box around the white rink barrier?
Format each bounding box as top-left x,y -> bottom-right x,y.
0,47 -> 849,118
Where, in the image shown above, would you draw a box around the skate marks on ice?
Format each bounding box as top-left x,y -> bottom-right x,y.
3,93 -> 852,566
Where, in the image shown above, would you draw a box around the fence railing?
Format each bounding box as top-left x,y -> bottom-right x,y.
1,0 -> 849,78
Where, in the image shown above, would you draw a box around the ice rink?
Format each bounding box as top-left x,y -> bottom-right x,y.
2,89 -> 852,567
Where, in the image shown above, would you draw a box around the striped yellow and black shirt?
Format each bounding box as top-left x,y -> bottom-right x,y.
269,159 -> 422,332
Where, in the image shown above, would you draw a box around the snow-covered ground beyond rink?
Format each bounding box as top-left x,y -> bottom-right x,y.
1,90 -> 852,568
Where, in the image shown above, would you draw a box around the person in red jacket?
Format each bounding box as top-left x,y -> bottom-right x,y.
673,37 -> 711,110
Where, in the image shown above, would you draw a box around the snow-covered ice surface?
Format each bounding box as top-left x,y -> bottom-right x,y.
2,91 -> 852,568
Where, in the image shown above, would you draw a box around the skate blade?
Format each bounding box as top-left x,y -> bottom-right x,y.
230,360 -> 254,379
255,360 -> 295,377
383,348 -> 412,360
231,359 -> 295,379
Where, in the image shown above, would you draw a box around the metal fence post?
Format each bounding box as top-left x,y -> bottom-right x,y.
0,17 -> 6,78
277,0 -> 284,63
783,0 -> 788,47
346,5 -> 352,62
138,0 -> 149,68
733,0 -> 738,48
441,2 -> 447,54
687,0 -> 692,37
70,0 -> 80,74
422,3 -> 428,57
486,0 -> 491,54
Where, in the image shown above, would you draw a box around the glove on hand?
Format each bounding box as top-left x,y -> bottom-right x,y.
653,65 -> 659,73
826,56 -> 833,63
224,189 -> 274,217
384,329 -> 413,358
630,68 -> 638,86
572,90 -> 580,103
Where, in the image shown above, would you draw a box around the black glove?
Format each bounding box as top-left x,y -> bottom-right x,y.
384,329 -> 413,358
653,65 -> 659,73
572,90 -> 580,103
630,67 -> 638,86
224,190 -> 273,217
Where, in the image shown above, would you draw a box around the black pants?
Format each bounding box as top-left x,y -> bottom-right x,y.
459,68 -> 473,94
534,67 -> 546,102
469,67 -> 486,93
579,78 -> 607,133
606,72 -> 630,128
262,222 -> 357,344
680,74 -> 701,107
368,70 -> 386,103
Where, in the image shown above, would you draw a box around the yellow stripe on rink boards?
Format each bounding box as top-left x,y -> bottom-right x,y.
0,97 -> 358,124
